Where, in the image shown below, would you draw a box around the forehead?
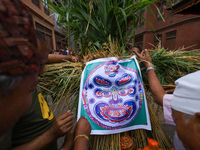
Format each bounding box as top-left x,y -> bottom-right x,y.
133,47 -> 139,50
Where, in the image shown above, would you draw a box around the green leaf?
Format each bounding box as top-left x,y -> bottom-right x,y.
153,3 -> 165,22
119,8 -> 127,27
93,41 -> 101,48
46,0 -> 159,52
140,16 -> 155,32
72,94 -> 79,111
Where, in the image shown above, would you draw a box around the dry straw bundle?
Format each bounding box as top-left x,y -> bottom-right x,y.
39,40 -> 200,150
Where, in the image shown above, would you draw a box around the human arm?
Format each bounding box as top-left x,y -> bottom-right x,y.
134,49 -> 166,106
47,54 -> 83,64
12,110 -> 74,150
74,116 -> 91,150
60,130 -> 74,150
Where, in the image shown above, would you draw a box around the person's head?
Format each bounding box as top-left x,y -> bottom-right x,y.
132,45 -> 142,53
171,71 -> 200,150
172,109 -> 200,150
0,73 -> 38,139
0,0 -> 39,139
65,46 -> 68,50
35,30 -> 50,75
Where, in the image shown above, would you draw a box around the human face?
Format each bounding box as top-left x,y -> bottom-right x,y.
0,73 -> 38,138
37,39 -> 49,75
172,109 -> 200,150
132,47 -> 140,53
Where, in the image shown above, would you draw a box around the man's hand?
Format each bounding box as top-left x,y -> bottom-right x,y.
134,48 -> 166,106
75,116 -> 91,137
48,54 -> 83,64
163,84 -> 176,94
12,110 -> 74,150
74,116 -> 91,150
71,56 -> 83,62
134,49 -> 152,68
49,110 -> 74,139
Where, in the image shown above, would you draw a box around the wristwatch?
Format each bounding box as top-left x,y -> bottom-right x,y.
146,67 -> 155,74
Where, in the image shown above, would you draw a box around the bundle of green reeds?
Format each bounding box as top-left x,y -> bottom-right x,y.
142,43 -> 200,85
39,40 -> 200,149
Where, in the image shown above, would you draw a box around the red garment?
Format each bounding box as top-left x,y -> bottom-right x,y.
59,50 -> 63,54
0,0 -> 39,75
70,51 -> 74,56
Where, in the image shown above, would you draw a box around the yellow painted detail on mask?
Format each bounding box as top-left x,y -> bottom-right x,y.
38,93 -> 54,120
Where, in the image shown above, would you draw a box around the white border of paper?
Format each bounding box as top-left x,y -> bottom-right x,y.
77,56 -> 151,135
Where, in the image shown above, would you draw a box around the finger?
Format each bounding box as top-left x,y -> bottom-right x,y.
65,124 -> 73,133
84,118 -> 90,125
163,86 -> 170,90
134,49 -> 142,58
166,89 -> 175,94
144,49 -> 149,56
62,114 -> 74,124
163,87 -> 174,90
64,120 -> 74,128
58,110 -> 73,120
59,111 -> 73,120
140,50 -> 145,56
80,116 -> 85,119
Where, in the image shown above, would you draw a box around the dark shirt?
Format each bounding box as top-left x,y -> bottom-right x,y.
62,50 -> 67,55
11,87 -> 57,150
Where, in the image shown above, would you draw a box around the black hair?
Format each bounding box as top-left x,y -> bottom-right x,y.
133,45 -> 142,52
35,30 -> 46,42
35,30 -> 50,53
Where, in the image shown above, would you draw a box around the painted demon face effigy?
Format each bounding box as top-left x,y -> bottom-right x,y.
82,61 -> 144,129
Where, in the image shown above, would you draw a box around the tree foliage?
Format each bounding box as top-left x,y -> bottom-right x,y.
46,0 -> 167,54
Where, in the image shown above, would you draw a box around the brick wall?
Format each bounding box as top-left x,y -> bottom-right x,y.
134,4 -> 200,51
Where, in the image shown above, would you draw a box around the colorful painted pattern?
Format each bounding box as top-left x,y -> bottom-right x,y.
82,61 -> 144,129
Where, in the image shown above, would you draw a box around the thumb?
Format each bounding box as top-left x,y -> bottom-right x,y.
80,116 -> 85,119
133,49 -> 142,57
166,89 -> 175,94
144,49 -> 149,55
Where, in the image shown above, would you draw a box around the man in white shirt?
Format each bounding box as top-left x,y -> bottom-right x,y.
134,49 -> 200,150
